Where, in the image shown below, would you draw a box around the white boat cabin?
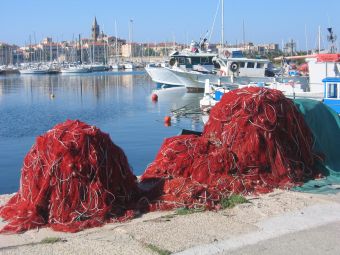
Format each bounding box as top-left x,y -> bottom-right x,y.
307,54 -> 340,92
169,51 -> 217,72
168,41 -> 218,72
212,57 -> 271,77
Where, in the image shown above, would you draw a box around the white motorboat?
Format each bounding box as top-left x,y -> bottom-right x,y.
145,66 -> 185,87
145,40 -> 217,88
144,40 -> 296,92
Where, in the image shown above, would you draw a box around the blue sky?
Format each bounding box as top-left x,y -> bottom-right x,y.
1,0 -> 340,50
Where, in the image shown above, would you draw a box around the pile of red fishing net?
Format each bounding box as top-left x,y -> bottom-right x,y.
0,120 -> 138,233
141,87 -> 320,210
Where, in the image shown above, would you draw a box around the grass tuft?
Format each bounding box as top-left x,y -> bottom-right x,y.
40,237 -> 63,244
145,243 -> 171,255
175,207 -> 204,215
220,194 -> 249,209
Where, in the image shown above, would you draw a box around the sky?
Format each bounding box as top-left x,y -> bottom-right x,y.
1,0 -> 340,51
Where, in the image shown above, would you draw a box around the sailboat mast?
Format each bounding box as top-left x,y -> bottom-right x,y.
221,0 -> 224,50
115,20 -> 118,62
29,35 -> 32,63
92,43 -> 94,63
305,24 -> 308,54
56,37 -> 59,63
50,37 -> 52,62
242,19 -> 245,47
79,34 -> 82,64
130,19 -> 134,59
318,25 -> 321,53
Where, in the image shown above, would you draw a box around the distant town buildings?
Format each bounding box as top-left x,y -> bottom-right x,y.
218,42 -> 280,55
0,43 -> 22,65
1,17 -> 291,66
283,39 -> 297,56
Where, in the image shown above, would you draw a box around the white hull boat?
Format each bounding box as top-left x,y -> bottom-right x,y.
19,69 -> 49,74
145,66 -> 184,87
61,66 -> 90,74
90,64 -> 110,72
123,63 -> 135,70
111,63 -> 124,70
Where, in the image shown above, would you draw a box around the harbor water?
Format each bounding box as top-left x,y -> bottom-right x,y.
0,71 -> 203,194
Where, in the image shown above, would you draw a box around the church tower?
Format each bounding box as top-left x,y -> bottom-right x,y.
92,17 -> 100,41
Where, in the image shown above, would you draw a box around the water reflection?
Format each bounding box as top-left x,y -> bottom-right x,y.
0,72 -> 204,194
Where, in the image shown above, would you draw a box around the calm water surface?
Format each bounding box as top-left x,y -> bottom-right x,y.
0,71 -> 203,194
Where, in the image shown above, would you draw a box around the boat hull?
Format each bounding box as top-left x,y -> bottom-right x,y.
145,67 -> 185,87
90,65 -> 110,72
0,69 -> 19,75
60,68 -> 90,74
123,63 -> 135,70
167,68 -> 310,92
19,69 -> 49,74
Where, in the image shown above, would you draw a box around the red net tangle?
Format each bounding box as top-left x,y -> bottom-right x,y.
141,87 -> 320,210
0,120 -> 138,233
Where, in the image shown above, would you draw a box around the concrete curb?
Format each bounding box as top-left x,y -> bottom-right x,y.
176,202 -> 340,255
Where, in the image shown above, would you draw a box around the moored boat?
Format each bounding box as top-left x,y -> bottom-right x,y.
19,68 -> 49,74
0,65 -> 19,75
123,62 -> 135,70
111,63 -> 124,70
60,64 -> 90,74
89,63 -> 110,72
145,40 -> 217,88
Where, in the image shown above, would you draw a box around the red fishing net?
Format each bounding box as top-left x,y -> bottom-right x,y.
141,87 -> 320,210
0,120 -> 138,233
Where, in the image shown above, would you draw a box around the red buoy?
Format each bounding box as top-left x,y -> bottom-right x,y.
151,93 -> 158,102
164,116 -> 171,125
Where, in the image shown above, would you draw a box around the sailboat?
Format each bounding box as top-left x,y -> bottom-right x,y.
123,19 -> 135,70
61,36 -> 91,74
111,20 -> 124,70
19,66 -> 50,74
60,64 -> 90,74
19,36 -> 50,74
20,62 -> 50,74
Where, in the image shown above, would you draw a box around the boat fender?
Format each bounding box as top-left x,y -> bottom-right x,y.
164,116 -> 171,127
151,93 -> 158,102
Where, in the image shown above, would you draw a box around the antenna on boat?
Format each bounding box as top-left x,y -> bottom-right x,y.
327,27 -> 337,53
